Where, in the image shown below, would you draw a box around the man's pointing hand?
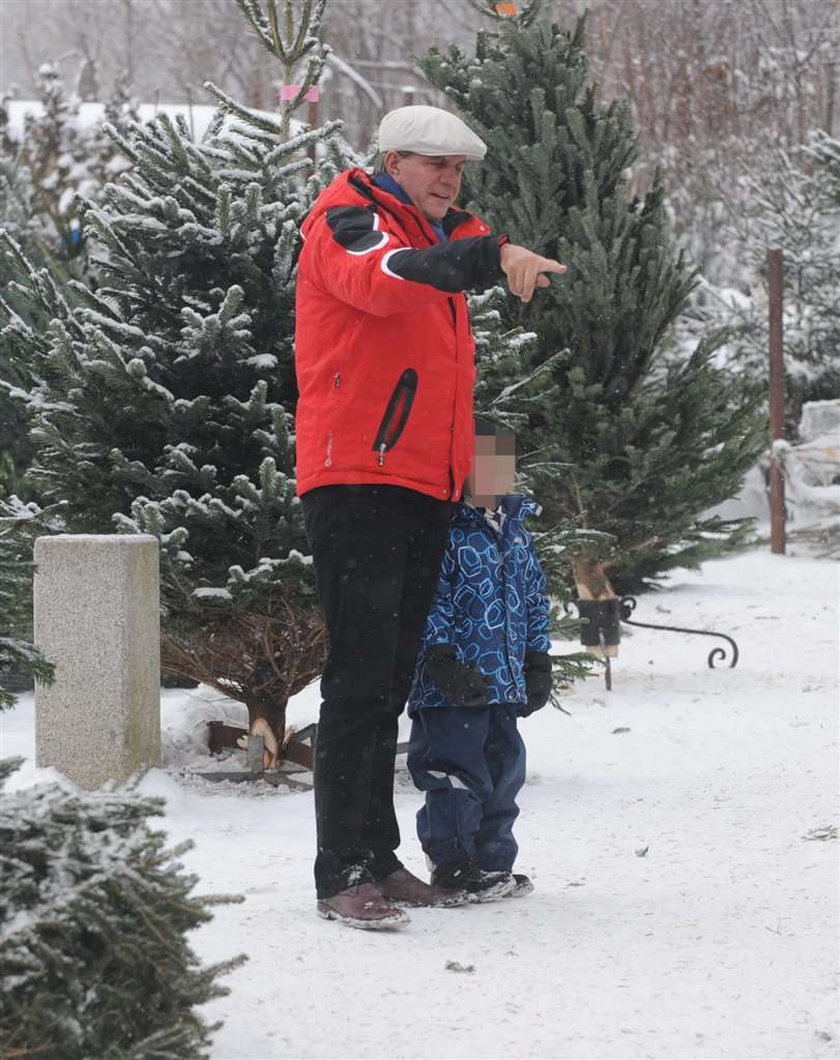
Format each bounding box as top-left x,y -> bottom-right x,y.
500,243 -> 567,303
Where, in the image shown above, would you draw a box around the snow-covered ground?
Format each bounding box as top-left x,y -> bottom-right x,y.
3,549 -> 838,1059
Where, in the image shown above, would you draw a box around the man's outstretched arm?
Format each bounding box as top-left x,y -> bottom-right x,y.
304,206 -> 565,316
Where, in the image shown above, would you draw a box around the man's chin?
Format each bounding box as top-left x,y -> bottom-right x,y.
424,199 -> 452,221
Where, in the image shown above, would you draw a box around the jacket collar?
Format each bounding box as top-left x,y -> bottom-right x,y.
301,166 -> 491,248
454,493 -> 541,532
372,173 -> 446,243
341,169 -> 479,242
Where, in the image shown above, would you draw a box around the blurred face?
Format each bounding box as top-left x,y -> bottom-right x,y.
384,151 -> 466,221
466,432 -> 516,508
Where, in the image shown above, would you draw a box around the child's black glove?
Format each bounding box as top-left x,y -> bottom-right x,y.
518,649 -> 553,717
425,644 -> 490,707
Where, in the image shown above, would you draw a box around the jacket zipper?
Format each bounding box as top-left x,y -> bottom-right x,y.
323,373 -> 342,467
372,368 -> 418,466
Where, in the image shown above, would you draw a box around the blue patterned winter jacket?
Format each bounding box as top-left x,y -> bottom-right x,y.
408,494 -> 551,714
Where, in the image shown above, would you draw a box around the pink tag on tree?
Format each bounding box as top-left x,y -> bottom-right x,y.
279,85 -> 320,103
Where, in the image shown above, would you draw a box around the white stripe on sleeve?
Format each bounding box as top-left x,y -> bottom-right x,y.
380,247 -> 407,279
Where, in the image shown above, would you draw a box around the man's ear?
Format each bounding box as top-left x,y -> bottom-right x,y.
384,151 -> 399,177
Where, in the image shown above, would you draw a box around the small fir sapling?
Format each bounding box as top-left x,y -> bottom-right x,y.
0,757 -> 245,1058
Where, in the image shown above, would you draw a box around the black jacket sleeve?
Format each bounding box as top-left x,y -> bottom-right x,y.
325,206 -> 504,296
382,237 -> 504,293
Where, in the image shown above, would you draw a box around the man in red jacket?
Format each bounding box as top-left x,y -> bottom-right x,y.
295,105 -> 565,929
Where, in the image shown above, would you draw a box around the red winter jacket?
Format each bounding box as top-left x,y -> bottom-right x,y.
294,169 -> 504,501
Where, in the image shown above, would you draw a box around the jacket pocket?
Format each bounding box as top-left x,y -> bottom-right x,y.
372,368 -> 418,466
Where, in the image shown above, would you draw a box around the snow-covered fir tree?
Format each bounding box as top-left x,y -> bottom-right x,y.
0,108 -> 68,494
0,500 -> 55,708
689,131 -> 840,428
1,65 -> 138,494
0,156 -> 40,495
2,62 -> 138,267
424,3 -> 764,592
0,756 -> 244,1058
13,62 -> 136,259
0,91 -> 13,157
0,0 -> 345,762
85,73 -> 138,189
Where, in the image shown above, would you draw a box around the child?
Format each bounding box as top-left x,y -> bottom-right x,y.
407,418 -> 554,902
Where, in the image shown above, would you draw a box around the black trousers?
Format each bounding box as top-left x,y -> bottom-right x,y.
302,485 -> 452,898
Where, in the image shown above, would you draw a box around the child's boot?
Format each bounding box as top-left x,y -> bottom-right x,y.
509,873 -> 534,897
432,861 -> 515,902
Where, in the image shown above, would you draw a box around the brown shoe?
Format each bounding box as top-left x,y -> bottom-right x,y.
378,867 -> 470,908
317,882 -> 410,930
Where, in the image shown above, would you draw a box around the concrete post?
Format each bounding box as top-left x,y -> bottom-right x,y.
34,534 -> 161,789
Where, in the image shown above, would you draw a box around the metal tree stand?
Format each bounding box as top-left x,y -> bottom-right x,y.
195,722 -> 317,789
576,597 -> 740,690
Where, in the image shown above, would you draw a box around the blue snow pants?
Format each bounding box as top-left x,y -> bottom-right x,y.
407,703 -> 526,872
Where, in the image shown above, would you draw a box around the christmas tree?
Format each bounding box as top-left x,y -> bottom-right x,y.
695,131 -> 840,428
0,156 -> 38,496
0,0 -> 345,762
0,757 -> 243,1058
1,69 -> 138,498
423,2 -> 764,592
0,146 -> 58,687
0,500 -> 56,708
10,62 -> 138,261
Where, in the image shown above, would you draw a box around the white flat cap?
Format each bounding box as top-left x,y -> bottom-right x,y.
378,105 -> 487,161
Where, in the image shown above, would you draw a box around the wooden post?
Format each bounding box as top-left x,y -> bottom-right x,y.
768,248 -> 786,555
402,86 -> 416,107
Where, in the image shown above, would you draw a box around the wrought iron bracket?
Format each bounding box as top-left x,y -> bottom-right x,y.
618,596 -> 740,669
573,595 -> 740,691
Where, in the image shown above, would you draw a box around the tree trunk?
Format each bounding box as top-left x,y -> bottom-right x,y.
572,555 -> 620,659
245,696 -> 288,768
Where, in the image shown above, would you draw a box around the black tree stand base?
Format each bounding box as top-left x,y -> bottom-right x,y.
576,597 -> 740,690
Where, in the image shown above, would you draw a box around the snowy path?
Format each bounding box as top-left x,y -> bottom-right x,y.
3,550 -> 838,1059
